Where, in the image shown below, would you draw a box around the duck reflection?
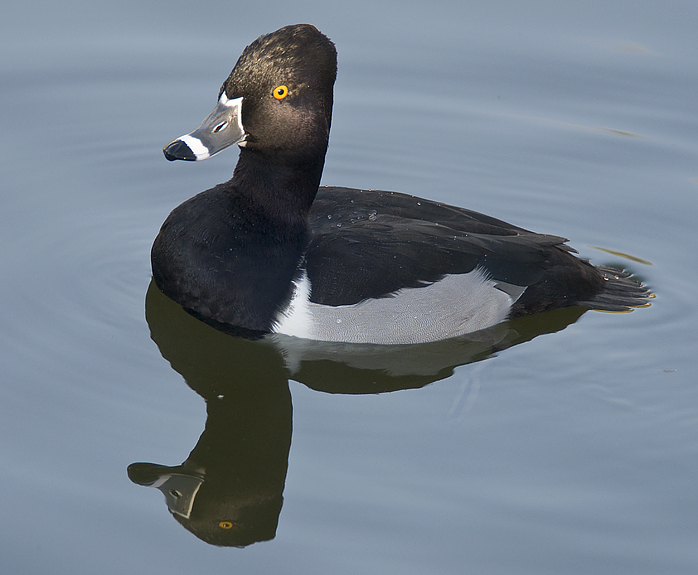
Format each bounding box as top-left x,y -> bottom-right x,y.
128,279 -> 584,546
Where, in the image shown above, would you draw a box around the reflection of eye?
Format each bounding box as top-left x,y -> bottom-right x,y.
272,85 -> 288,100
219,521 -> 233,529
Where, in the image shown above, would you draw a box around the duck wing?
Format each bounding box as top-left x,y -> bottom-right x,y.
306,187 -> 572,306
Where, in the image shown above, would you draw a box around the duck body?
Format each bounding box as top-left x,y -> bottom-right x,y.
153,24 -> 650,345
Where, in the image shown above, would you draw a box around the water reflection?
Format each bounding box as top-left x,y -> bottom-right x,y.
128,280 -> 585,546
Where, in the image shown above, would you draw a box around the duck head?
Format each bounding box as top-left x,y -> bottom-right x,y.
164,24 -> 337,167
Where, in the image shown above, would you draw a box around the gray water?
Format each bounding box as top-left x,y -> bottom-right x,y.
2,1 -> 697,573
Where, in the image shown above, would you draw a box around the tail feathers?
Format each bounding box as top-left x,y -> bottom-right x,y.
579,266 -> 653,312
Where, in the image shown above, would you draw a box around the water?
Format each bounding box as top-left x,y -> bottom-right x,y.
1,1 -> 697,573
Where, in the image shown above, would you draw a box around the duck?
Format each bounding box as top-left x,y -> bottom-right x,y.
153,23 -> 651,345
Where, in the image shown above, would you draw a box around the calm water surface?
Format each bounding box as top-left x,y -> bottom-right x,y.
1,1 -> 697,573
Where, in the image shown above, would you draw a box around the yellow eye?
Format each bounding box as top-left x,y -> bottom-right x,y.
273,85 -> 288,99
219,521 -> 233,529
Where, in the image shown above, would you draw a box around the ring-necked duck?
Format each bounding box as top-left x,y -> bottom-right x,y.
153,24 -> 651,345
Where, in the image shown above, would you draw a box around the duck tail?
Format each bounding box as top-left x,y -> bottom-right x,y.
580,266 -> 654,312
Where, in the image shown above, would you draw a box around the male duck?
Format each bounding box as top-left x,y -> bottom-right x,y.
153,24 -> 651,345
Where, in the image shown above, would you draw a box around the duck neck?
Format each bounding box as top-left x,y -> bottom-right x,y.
231,147 -> 325,228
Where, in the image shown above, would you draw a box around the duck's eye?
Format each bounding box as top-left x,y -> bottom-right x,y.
219,521 -> 233,529
272,85 -> 288,100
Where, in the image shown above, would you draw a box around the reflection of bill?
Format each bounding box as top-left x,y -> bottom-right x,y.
127,279 -> 585,546
130,469 -> 204,520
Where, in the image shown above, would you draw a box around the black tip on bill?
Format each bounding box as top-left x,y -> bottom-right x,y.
163,140 -> 196,161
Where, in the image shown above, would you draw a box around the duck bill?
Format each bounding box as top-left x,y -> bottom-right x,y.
163,93 -> 245,161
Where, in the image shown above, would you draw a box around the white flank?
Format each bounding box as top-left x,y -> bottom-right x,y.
272,267 -> 525,345
272,271 -> 313,339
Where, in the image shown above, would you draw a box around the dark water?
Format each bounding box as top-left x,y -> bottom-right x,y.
2,1 -> 697,573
